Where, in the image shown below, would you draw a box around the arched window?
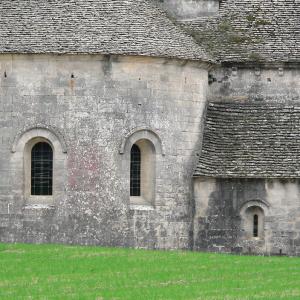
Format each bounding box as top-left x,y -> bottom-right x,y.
253,214 -> 258,237
129,139 -> 155,205
12,127 -> 67,205
242,205 -> 265,239
31,142 -> 53,196
130,144 -> 141,196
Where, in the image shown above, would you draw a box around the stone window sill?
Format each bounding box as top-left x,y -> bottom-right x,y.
24,203 -> 55,210
130,196 -> 154,210
26,195 -> 53,205
130,196 -> 153,205
130,204 -> 155,211
249,237 -> 264,241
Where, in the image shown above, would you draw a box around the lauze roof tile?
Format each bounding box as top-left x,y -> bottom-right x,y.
0,0 -> 211,62
181,0 -> 300,63
195,102 -> 300,178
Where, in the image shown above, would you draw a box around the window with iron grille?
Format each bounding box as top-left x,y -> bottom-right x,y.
130,144 -> 141,196
31,142 -> 53,196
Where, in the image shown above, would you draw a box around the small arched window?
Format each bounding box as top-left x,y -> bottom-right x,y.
130,144 -> 141,196
242,205 -> 265,239
253,214 -> 258,237
31,142 -> 53,196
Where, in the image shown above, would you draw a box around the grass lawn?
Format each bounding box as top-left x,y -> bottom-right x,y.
0,243 -> 300,299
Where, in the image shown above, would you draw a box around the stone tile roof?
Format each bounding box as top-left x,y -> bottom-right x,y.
195,102 -> 300,178
0,0 -> 211,62
181,0 -> 300,63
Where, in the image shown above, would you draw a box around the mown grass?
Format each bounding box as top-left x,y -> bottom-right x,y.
0,243 -> 300,300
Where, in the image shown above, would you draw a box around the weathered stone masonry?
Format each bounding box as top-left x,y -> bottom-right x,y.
1,0 -> 300,255
0,54 -> 208,249
173,0 -> 300,256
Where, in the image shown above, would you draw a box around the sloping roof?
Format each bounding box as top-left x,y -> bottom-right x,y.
181,0 -> 300,63
195,102 -> 300,178
0,0 -> 211,62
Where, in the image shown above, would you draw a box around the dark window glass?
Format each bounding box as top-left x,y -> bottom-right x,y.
130,144 -> 141,196
31,142 -> 53,196
253,214 -> 258,237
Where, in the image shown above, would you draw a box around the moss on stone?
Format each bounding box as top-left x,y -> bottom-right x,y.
255,19 -> 272,26
248,52 -> 264,62
218,20 -> 233,32
246,14 -> 256,22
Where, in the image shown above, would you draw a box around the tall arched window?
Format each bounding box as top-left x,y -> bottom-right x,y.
130,144 -> 141,196
31,142 -> 53,196
12,127 -> 67,205
129,139 -> 155,205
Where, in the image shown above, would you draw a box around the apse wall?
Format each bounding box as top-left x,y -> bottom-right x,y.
0,54 -> 208,249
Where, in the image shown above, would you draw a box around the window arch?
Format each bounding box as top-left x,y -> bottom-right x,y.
31,142 -> 53,196
129,139 -> 156,205
120,127 -> 164,207
243,206 -> 265,239
11,127 -> 67,205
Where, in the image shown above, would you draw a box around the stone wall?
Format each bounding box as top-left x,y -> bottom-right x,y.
194,177 -> 300,256
157,0 -> 219,20
195,63 -> 300,256
0,54 -> 208,249
208,64 -> 300,103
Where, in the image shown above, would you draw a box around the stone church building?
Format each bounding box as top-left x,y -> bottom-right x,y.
0,0 -> 300,255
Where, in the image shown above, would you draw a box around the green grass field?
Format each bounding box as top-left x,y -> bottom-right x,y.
0,243 -> 300,300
